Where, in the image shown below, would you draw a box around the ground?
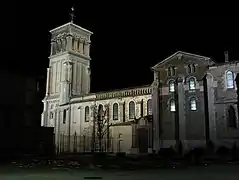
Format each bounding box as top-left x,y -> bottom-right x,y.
0,165 -> 238,180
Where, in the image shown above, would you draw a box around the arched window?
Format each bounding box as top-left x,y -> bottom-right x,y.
63,109 -> 66,124
169,99 -> 176,112
226,71 -> 234,89
169,80 -> 175,92
50,112 -> 54,119
85,106 -> 90,122
190,97 -> 197,111
113,103 -> 118,120
147,99 -> 152,115
188,64 -> 191,73
98,104 -> 104,120
129,101 -> 135,119
192,64 -> 196,73
189,77 -> 196,90
228,105 -> 237,128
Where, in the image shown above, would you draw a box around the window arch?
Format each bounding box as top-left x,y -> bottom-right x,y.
85,106 -> 90,122
189,77 -> 196,90
113,103 -> 119,120
190,97 -> 197,111
147,99 -> 152,115
228,105 -> 237,128
226,71 -> 234,89
169,99 -> 176,112
169,80 -> 175,92
129,101 -> 135,119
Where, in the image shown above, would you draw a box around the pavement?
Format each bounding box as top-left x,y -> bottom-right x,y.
0,164 -> 238,180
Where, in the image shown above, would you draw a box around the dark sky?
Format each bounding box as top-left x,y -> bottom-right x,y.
13,1 -> 238,93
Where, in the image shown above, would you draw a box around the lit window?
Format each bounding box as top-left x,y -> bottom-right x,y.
190,97 -> 197,111
170,99 -> 176,112
189,78 -> 196,90
226,71 -> 234,89
169,80 -> 175,92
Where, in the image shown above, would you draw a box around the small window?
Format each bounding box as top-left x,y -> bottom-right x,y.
50,112 -> 54,119
168,67 -> 176,76
188,64 -> 191,73
190,97 -> 197,111
113,103 -> 118,120
189,78 -> 196,90
169,99 -> 176,112
63,109 -> 66,124
147,99 -> 152,115
85,106 -> 90,122
226,71 -> 234,89
192,64 -> 196,73
228,105 -> 237,128
188,64 -> 196,73
169,80 -> 175,92
129,101 -> 135,119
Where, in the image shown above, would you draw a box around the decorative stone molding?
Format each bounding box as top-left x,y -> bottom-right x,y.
96,86 -> 152,100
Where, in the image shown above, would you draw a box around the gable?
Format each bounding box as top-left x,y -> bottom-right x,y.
151,51 -> 215,70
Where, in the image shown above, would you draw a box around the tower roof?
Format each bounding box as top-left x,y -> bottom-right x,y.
49,22 -> 93,35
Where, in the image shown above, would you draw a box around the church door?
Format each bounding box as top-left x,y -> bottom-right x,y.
137,128 -> 148,153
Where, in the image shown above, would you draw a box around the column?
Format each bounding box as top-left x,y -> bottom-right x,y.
50,41 -> 54,55
205,74 -> 216,142
46,68 -> 51,96
79,38 -> 84,54
87,67 -> 91,93
84,41 -> 90,56
176,76 -> 186,151
62,38 -> 66,51
66,35 -> 73,51
152,71 -> 160,153
74,38 -> 78,51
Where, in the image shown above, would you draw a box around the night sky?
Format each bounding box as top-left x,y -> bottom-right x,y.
13,1 -> 238,93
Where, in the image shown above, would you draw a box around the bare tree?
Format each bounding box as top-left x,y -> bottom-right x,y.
85,104 -> 113,152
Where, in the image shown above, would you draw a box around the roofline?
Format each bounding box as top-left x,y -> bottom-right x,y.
49,22 -> 93,34
152,51 -> 212,69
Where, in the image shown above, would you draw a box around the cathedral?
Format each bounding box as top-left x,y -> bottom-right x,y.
41,20 -> 239,154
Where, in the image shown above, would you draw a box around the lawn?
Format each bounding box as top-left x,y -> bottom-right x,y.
0,164 -> 238,180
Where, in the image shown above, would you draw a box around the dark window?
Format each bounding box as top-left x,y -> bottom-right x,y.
129,101 -> 135,119
228,105 -> 237,128
63,109 -> 66,124
85,106 -> 90,122
113,103 -> 118,120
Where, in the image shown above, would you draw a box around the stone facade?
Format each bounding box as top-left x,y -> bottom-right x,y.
41,22 -> 239,154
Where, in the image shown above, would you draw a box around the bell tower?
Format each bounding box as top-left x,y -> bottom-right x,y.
41,8 -> 93,127
45,8 -> 93,105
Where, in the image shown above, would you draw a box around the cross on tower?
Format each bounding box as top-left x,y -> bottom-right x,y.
70,7 -> 75,23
